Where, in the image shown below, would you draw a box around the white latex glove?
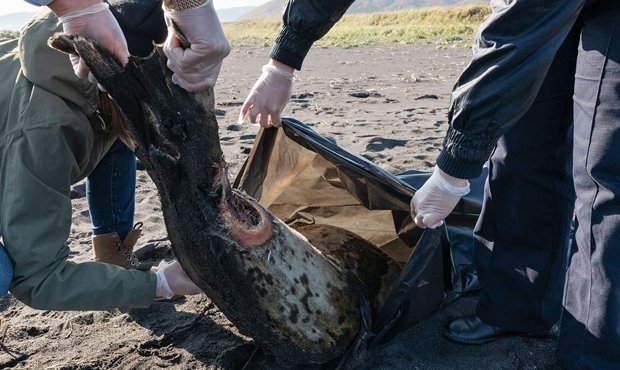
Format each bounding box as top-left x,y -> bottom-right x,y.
156,260 -> 203,299
58,2 -> 129,80
163,0 -> 230,92
411,166 -> 470,229
238,63 -> 295,128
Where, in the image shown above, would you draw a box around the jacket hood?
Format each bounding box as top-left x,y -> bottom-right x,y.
18,10 -> 99,117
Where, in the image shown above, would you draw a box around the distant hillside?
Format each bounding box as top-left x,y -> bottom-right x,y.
239,1 -> 286,20
0,12 -> 38,31
218,6 -> 255,22
239,0 -> 480,20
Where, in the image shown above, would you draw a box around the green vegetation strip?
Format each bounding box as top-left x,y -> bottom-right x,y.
223,4 -> 490,48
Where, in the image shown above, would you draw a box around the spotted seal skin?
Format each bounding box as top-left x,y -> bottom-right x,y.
49,34 -> 363,364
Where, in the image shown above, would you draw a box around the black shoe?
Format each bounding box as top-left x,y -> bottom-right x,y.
443,315 -> 509,345
136,159 -> 146,171
442,314 -> 559,345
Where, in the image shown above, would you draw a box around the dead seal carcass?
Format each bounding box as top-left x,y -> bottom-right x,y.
47,34 -> 405,365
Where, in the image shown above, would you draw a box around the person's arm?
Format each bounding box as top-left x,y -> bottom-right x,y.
271,0 -> 356,71
239,0 -> 355,127
438,0 -> 585,180
0,123 -> 157,311
412,0 -> 586,229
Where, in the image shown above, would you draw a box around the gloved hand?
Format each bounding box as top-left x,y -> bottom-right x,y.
58,2 -> 129,80
238,61 -> 295,128
163,0 -> 230,92
155,260 -> 203,299
411,166 -> 470,229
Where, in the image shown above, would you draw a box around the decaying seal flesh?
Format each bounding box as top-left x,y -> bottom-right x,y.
49,34 -> 401,366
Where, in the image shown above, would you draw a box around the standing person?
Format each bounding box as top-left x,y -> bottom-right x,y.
412,1 -> 618,369
241,0 -> 618,367
0,0 -> 201,310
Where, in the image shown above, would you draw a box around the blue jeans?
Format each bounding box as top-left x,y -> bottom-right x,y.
86,140 -> 136,241
0,242 -> 11,297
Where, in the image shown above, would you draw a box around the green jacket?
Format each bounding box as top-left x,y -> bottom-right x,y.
0,10 -> 156,310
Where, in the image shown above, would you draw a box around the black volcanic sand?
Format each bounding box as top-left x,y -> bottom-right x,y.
0,43 -> 559,369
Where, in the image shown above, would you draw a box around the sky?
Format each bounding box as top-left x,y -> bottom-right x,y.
0,0 -> 270,17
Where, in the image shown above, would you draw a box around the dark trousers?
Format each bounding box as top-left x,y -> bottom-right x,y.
474,24 -> 578,335
473,4 -> 620,368
559,6 -> 620,369
86,140 -> 136,241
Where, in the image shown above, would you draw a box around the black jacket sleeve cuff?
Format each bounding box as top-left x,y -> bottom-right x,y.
437,125 -> 497,179
269,26 -> 315,70
436,150 -> 486,179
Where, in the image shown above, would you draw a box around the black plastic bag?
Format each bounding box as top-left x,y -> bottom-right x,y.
234,117 -> 486,344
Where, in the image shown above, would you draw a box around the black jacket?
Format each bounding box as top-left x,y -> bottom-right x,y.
270,0 -> 593,179
269,0 -> 355,70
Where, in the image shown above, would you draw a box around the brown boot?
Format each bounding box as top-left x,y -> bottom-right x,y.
92,223 -> 143,269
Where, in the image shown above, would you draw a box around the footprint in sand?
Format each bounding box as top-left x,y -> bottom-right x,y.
414,94 -> 439,100
362,152 -> 387,162
239,134 -> 256,142
365,137 -> 408,152
25,326 -> 49,337
226,124 -> 244,132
